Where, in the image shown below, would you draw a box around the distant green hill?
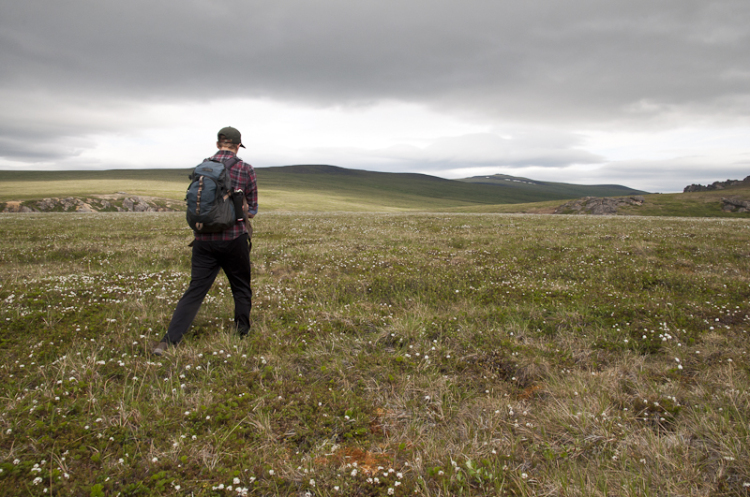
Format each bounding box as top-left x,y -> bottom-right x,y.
0,165 -> 645,211
458,173 -> 646,198
255,165 -> 647,211
0,165 -> 647,213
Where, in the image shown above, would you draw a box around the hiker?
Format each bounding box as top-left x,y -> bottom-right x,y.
153,126 -> 258,356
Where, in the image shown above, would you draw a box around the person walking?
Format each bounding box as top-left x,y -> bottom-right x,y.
153,126 -> 257,355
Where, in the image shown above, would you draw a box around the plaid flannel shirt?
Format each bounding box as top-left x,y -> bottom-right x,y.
193,150 -> 258,242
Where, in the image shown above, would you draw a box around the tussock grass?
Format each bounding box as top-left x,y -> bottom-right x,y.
0,212 -> 749,495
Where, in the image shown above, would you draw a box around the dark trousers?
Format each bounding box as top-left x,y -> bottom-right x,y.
164,234 -> 252,344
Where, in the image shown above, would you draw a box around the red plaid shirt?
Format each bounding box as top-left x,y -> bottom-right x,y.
193,150 -> 258,241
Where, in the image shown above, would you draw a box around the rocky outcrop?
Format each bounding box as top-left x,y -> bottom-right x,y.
1,196 -> 182,213
2,201 -> 34,213
554,196 -> 645,215
684,176 -> 750,193
722,197 -> 750,213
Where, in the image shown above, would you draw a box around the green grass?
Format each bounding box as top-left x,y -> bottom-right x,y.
449,188 -> 750,218
618,188 -> 750,217
1,212 -> 749,496
0,170 -> 191,201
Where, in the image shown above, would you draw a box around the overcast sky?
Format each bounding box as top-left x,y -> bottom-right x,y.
2,0 -> 749,192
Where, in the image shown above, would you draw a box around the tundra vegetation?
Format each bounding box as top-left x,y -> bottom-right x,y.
0,212 -> 749,496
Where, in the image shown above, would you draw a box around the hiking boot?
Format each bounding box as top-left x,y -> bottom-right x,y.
237,320 -> 251,339
152,341 -> 169,356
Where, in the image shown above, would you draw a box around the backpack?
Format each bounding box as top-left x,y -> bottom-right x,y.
185,157 -> 241,233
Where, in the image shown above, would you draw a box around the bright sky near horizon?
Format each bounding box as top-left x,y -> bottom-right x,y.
2,1 -> 749,192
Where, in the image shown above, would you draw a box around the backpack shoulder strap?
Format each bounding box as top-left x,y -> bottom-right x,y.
220,156 -> 242,192
221,156 -> 241,169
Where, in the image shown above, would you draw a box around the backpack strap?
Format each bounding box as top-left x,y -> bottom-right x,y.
221,156 -> 240,170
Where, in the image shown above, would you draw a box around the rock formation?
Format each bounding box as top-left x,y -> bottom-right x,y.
684,176 -> 750,192
721,197 -> 750,213
1,196 -> 182,213
554,196 -> 645,215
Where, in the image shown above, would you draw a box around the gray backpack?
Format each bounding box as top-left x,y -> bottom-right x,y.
185,157 -> 240,233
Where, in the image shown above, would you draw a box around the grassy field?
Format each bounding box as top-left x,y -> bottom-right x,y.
448,188 -> 750,219
0,170 -> 191,202
1,212 -> 749,496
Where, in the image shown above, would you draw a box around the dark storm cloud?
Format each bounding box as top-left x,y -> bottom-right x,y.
1,0 -> 749,171
3,0 -> 749,119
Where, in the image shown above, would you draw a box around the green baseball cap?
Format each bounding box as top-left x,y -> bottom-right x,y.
217,126 -> 245,148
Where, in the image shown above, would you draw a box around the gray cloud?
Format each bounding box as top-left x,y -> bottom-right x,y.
1,0 -> 749,182
327,131 -> 604,172
3,1 -> 749,117
543,156 -> 750,192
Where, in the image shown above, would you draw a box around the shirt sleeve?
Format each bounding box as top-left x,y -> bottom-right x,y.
244,164 -> 258,216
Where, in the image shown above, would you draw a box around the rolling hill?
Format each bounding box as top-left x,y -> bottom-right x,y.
458,173 -> 646,199
0,165 -> 645,212
4,165 -> 747,217
254,165 -> 647,210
